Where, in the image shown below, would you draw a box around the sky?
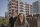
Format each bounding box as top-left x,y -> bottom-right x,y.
0,0 -> 37,17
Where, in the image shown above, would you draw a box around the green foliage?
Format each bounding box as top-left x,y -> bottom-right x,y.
0,18 -> 9,26
0,19 -> 3,25
2,18 -> 9,26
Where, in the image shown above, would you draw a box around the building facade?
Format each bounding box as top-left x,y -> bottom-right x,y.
8,0 -> 18,17
18,1 -> 32,17
32,1 -> 40,15
24,3 -> 32,16
8,0 -> 32,17
18,0 -> 24,14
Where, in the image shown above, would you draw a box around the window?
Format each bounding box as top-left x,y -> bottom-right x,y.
9,10 -> 11,11
26,11 -> 29,12
12,9 -> 14,13
12,6 -> 14,8
26,13 -> 29,15
12,3 -> 14,5
25,4 -> 29,6
20,5 -> 23,7
12,0 -> 15,2
8,3 -> 11,6
12,3 -> 16,5
20,10 -> 23,12
30,12 -> 32,13
9,7 -> 11,9
30,10 -> 32,11
20,7 -> 23,9
11,6 -> 16,8
9,1 -> 11,6
25,6 -> 29,8
25,9 -> 29,10
16,10 -> 18,12
20,2 -> 23,4
9,12 -> 11,14
12,9 -> 14,12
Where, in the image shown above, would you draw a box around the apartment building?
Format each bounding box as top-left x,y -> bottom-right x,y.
18,0 -> 32,17
8,0 -> 18,17
24,3 -> 32,17
32,1 -> 40,15
18,1 -> 24,14
8,0 -> 32,17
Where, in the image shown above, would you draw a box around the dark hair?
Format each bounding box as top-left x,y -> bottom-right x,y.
17,13 -> 25,25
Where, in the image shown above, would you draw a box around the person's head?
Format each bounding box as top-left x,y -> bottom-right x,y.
18,13 -> 25,24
